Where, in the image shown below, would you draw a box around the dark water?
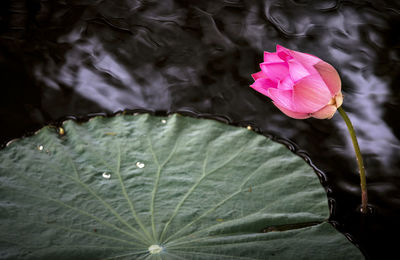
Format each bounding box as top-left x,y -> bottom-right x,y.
1,0 -> 400,258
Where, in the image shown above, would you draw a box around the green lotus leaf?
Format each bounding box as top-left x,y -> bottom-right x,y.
0,114 -> 362,259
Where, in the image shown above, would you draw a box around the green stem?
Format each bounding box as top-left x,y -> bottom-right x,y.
338,107 -> 368,213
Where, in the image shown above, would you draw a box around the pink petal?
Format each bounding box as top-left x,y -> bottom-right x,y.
251,71 -> 267,81
287,59 -> 310,82
278,76 -> 294,90
314,61 -> 341,95
273,102 -> 311,119
276,45 -> 294,61
263,52 -> 283,64
260,62 -> 289,81
266,88 -> 294,110
311,104 -> 337,119
292,74 -> 332,113
292,50 -> 321,66
250,78 -> 278,96
277,45 -> 321,74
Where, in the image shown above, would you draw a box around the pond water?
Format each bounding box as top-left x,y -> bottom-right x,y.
1,0 -> 399,258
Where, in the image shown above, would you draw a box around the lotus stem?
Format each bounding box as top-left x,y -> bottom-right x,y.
338,107 -> 368,213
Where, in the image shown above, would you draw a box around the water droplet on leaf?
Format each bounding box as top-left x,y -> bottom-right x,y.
38,145 -> 44,151
161,119 -> 167,124
136,162 -> 145,168
102,172 -> 111,179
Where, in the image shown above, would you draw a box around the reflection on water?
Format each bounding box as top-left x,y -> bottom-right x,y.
1,0 -> 400,258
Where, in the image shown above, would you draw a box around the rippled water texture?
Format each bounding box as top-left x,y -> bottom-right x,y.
1,0 -> 400,258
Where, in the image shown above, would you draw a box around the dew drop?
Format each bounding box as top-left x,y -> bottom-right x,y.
148,244 -> 163,254
136,162 -> 145,168
102,172 -> 111,179
161,119 -> 167,124
38,145 -> 44,151
246,125 -> 252,130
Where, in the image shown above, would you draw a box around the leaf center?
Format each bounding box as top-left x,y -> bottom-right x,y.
148,244 -> 163,254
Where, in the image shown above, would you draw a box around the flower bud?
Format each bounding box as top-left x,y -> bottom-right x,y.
250,45 -> 342,119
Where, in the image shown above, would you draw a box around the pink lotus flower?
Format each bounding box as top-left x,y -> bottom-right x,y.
250,45 -> 343,119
